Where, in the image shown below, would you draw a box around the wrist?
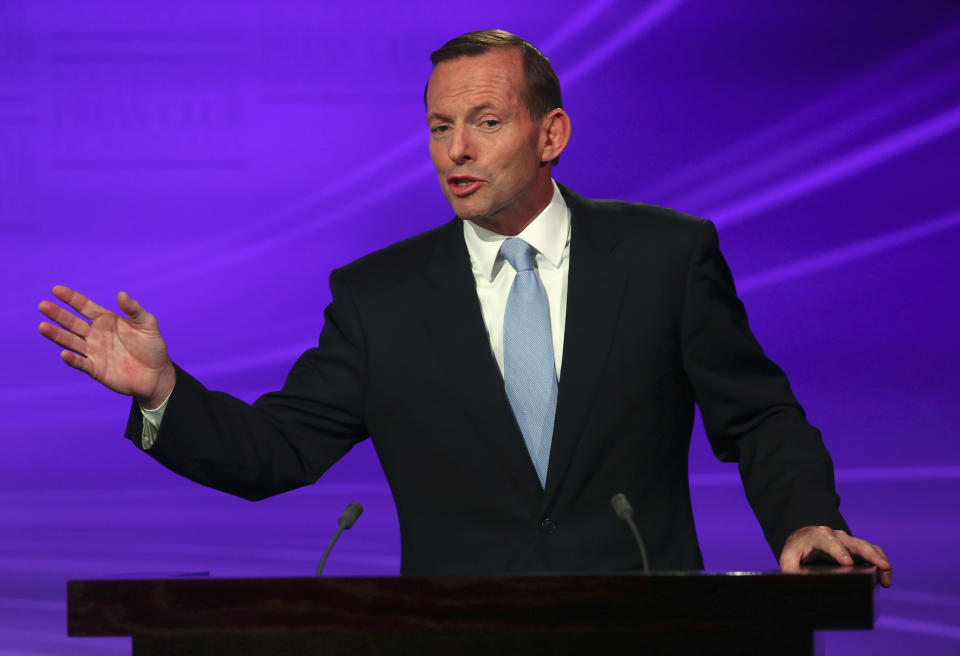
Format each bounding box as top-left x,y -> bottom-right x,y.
139,363 -> 176,410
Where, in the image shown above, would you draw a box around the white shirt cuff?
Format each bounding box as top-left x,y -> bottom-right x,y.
138,387 -> 173,450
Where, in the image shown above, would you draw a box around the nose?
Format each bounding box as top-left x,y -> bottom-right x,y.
447,125 -> 474,164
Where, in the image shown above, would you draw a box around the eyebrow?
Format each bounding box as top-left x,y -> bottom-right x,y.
427,103 -> 500,123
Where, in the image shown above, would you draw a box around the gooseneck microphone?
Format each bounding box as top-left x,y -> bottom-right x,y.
316,501 -> 364,576
611,493 -> 650,573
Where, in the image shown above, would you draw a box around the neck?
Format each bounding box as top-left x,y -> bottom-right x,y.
471,177 -> 554,236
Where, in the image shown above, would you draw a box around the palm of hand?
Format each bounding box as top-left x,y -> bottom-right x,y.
86,311 -> 169,398
38,286 -> 174,404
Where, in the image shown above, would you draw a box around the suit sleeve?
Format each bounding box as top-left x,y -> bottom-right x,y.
680,219 -> 849,557
124,268 -> 368,500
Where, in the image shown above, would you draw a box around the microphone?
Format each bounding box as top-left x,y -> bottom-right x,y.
611,493 -> 650,573
316,501 -> 363,576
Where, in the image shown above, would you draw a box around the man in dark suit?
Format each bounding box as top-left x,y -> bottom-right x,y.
38,30 -> 890,583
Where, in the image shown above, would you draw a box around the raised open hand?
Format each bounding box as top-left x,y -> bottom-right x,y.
38,285 -> 176,408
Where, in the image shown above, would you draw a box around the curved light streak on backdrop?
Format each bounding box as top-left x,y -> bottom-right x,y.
738,208 -> 960,292
666,69 -> 960,214
706,101 -> 960,228
633,13 -> 960,204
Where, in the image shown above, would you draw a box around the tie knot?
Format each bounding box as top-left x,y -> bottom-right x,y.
499,238 -> 537,272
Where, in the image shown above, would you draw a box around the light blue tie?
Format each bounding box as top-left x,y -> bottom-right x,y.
500,238 -> 558,488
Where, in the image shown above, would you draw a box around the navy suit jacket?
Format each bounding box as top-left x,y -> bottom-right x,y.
126,184 -> 849,575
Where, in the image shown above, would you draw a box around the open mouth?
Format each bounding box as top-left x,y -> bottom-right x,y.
447,176 -> 483,197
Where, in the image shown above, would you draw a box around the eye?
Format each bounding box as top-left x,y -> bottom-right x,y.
481,119 -> 500,128
430,124 -> 450,135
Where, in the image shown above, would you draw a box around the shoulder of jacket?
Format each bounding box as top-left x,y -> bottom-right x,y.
332,219 -> 457,285
559,182 -> 711,241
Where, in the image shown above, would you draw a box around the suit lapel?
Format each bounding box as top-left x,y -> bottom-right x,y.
545,189 -> 627,506
417,219 -> 545,498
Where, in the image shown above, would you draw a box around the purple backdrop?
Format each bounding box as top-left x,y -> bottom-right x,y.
3,1 -> 960,653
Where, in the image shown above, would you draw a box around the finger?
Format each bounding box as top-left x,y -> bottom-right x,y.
52,285 -> 109,321
837,534 -> 891,569
59,349 -> 94,376
38,321 -> 88,355
879,568 -> 892,588
38,300 -> 91,338
806,531 -> 855,566
116,291 -> 150,325
779,546 -> 804,573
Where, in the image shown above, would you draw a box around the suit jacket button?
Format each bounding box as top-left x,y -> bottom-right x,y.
540,518 -> 558,535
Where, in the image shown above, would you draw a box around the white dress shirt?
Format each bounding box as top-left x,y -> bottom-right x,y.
462,180 -> 571,377
140,181 -> 572,449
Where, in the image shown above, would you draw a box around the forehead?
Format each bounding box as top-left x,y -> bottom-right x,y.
426,48 -> 525,114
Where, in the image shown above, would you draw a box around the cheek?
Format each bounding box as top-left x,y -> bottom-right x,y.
429,140 -> 451,170
504,145 -> 541,182
491,143 -> 527,174
509,133 -> 543,168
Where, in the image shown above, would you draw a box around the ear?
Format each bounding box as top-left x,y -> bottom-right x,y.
539,108 -> 571,164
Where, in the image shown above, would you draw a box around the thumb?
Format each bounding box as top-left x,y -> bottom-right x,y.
779,546 -> 803,572
117,291 -> 150,324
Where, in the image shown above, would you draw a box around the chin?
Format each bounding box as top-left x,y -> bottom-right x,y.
457,207 -> 495,224
449,201 -> 490,223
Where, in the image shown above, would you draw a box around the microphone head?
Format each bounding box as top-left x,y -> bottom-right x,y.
610,493 -> 633,520
338,501 -> 363,529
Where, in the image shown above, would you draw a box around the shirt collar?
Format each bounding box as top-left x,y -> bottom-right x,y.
463,181 -> 570,282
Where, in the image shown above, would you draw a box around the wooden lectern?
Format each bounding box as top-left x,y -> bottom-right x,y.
67,569 -> 874,655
